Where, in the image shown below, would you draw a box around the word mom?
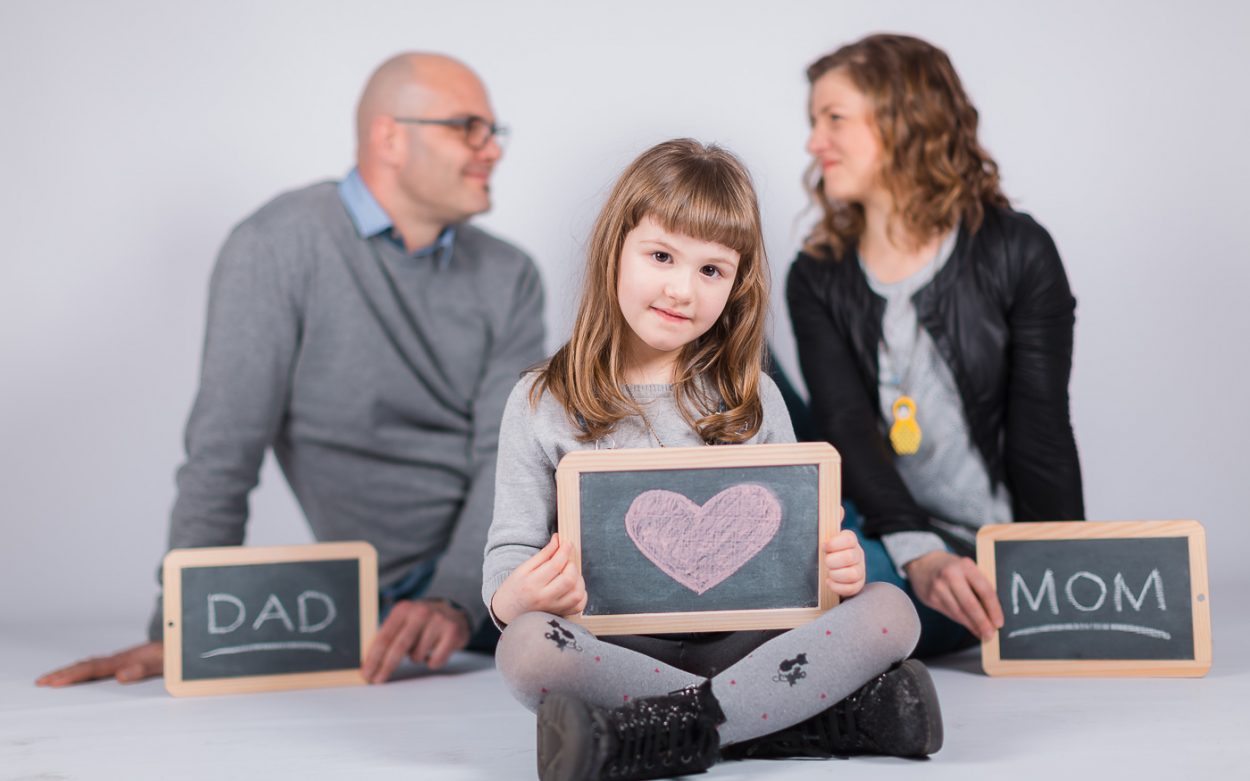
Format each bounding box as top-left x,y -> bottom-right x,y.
1011,569 -> 1166,615
208,591 -> 338,634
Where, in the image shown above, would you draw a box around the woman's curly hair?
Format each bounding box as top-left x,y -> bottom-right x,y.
804,33 -> 1009,259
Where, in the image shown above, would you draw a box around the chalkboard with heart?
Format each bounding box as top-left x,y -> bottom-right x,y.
555,443 -> 841,635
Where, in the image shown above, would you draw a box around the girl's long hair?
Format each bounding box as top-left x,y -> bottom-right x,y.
804,33 -> 1010,259
534,138 -> 770,444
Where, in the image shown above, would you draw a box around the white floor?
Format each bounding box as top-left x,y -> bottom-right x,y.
3,595 -> 1246,781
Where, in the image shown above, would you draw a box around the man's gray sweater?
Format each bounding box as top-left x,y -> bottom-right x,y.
150,180 -> 544,639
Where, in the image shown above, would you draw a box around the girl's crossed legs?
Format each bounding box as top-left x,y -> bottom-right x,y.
496,581 -> 918,745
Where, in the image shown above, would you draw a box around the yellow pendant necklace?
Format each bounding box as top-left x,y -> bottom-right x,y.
889,395 -> 922,455
871,230 -> 958,457
882,327 -> 923,456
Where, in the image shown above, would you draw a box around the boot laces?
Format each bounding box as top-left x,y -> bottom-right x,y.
731,687 -> 869,759
603,696 -> 718,777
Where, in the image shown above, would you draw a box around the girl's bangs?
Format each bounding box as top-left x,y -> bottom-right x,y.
636,178 -> 756,259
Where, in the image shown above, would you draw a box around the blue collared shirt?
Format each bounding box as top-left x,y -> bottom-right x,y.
337,168 -> 456,268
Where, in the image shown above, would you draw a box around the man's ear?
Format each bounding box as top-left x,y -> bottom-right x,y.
371,115 -> 405,167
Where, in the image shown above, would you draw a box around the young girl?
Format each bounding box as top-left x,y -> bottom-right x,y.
482,139 -> 941,781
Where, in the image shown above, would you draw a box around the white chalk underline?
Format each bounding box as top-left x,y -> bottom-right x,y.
200,641 -> 333,659
1006,623 -> 1172,640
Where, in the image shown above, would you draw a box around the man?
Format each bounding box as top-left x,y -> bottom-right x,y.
37,53 -> 545,686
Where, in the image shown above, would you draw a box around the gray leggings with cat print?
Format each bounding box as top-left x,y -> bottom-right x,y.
495,581 -> 919,745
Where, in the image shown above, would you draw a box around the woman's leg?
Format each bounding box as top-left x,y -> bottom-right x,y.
709,581 -> 920,745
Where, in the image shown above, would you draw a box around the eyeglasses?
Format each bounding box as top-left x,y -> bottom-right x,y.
392,115 -> 509,150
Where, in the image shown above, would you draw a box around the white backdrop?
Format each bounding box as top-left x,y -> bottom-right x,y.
2,1 -> 1247,633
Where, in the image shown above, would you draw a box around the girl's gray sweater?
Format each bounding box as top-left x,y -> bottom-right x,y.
481,372 -> 795,621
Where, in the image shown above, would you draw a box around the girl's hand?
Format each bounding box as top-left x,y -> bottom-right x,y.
490,533 -> 588,626
824,529 -> 866,597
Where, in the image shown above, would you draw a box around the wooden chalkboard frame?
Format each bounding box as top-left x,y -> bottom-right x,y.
557,442 -> 840,635
163,542 -> 378,696
977,520 -> 1211,677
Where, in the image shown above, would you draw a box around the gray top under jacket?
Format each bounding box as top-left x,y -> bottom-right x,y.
482,373 -> 796,625
151,177 -> 544,639
865,227 -> 1012,574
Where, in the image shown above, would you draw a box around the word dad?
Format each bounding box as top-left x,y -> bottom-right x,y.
207,591 -> 338,636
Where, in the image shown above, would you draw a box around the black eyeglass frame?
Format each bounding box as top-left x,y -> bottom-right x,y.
392,115 -> 509,150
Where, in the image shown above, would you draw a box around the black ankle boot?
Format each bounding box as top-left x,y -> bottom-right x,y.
536,680 -> 725,781
722,659 -> 943,760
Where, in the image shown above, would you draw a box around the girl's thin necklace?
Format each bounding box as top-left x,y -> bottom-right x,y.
637,406 -> 667,448
628,385 -> 669,448
630,388 -> 714,448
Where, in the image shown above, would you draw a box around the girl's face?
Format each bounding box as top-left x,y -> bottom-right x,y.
616,215 -> 740,380
807,68 -> 885,205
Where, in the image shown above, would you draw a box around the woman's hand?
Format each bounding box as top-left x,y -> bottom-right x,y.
824,529 -> 866,598
905,550 -> 1004,640
490,533 -> 588,626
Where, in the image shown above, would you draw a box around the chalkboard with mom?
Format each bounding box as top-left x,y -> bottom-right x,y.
36,51 -> 545,688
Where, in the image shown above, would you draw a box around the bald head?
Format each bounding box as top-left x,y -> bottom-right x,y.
355,53 -> 486,152
352,53 -> 502,249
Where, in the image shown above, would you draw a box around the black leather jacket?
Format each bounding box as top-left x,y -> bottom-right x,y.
787,205 -> 1084,541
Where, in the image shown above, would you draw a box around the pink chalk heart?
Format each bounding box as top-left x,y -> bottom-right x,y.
623,484 -> 782,595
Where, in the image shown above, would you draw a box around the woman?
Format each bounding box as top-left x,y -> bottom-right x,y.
787,33 -> 1084,658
